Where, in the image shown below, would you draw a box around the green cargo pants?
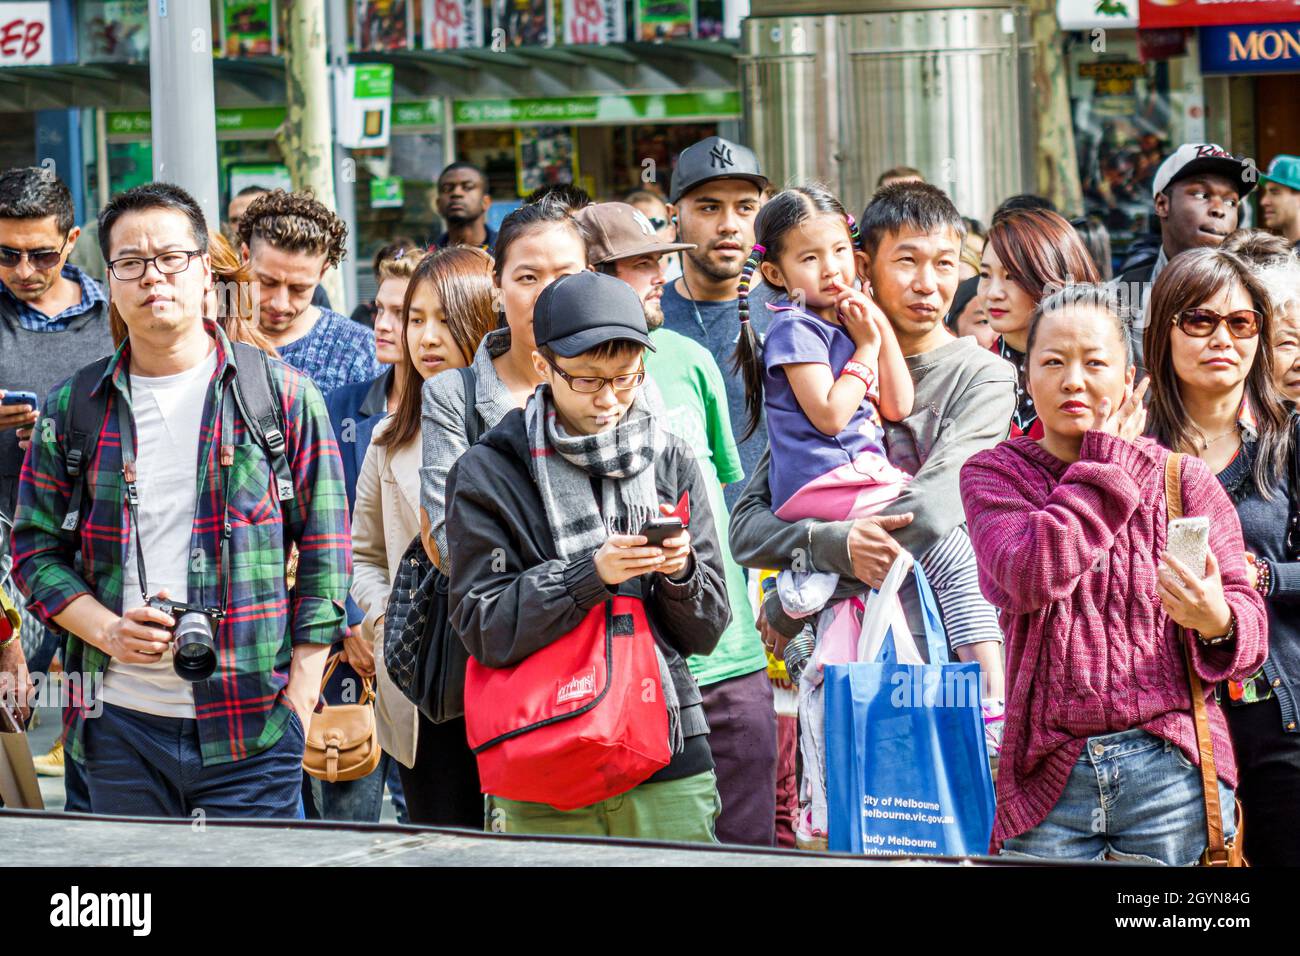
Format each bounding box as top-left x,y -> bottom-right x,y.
485,770 -> 722,844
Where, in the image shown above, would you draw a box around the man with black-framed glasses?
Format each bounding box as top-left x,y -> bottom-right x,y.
11,182 -> 349,819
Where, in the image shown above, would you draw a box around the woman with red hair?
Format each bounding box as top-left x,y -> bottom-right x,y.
979,209 -> 1103,438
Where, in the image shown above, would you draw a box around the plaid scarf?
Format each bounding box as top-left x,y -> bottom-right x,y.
525,384 -> 664,562
525,385 -> 684,752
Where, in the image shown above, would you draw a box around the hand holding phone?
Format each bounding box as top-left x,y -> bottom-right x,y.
0,390 -> 39,434
644,504 -> 692,580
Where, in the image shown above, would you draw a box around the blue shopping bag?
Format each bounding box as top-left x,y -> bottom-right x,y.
825,560 -> 995,857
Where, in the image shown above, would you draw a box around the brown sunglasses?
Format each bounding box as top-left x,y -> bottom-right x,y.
1173,308 -> 1261,340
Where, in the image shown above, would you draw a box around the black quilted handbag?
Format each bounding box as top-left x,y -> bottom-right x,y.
383,536 -> 469,723
382,366 -> 481,723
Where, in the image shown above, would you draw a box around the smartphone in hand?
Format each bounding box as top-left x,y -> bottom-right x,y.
639,517 -> 683,547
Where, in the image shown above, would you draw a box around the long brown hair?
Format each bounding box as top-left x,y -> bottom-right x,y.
1144,247 -> 1292,496
109,230 -> 275,355
374,246 -> 497,450
986,209 -> 1101,301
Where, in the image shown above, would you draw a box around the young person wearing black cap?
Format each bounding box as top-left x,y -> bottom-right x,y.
576,201 -> 780,846
1114,143 -> 1256,369
444,270 -> 731,840
662,135 -> 770,513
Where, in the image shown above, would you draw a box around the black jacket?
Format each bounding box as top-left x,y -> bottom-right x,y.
445,407 -> 731,745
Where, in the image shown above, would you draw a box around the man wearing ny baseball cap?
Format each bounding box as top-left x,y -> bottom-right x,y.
1259,155 -> 1300,250
1115,142 -> 1256,369
575,201 -> 778,847
660,136 -> 770,512
659,139 -> 782,848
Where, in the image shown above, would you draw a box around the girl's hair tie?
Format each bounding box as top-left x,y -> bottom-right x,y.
738,243 -> 767,324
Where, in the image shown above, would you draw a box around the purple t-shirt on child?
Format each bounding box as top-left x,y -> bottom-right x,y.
763,301 -> 889,509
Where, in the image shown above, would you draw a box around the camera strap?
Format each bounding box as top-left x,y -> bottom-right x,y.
116,377 -> 229,619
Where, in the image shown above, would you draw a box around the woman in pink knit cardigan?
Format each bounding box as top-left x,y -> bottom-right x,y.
961,284 -> 1267,864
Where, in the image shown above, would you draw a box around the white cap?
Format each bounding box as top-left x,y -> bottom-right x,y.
1152,143 -> 1256,200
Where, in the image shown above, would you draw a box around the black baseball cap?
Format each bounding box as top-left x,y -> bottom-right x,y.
533,271 -> 657,358
668,136 -> 768,204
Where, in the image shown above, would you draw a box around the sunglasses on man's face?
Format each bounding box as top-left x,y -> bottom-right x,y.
0,234 -> 70,271
1174,308 -> 1261,340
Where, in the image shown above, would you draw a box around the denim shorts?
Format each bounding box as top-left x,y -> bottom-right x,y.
1001,729 -> 1236,866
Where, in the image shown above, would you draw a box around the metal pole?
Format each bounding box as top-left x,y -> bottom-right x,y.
326,1 -> 359,312
148,0 -> 220,224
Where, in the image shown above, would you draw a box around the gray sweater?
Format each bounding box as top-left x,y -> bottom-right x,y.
0,296 -> 114,521
729,334 -> 1016,582
420,328 -> 519,571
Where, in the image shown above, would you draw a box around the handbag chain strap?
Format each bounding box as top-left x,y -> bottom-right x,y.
1164,453 -> 1230,866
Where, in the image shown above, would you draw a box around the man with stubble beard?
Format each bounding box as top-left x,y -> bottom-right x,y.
434,162 -> 496,253
660,137 -> 769,513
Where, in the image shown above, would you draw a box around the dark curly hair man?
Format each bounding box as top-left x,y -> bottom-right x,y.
237,190 -> 379,392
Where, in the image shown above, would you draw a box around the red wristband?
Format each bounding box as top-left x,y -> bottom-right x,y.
841,360 -> 876,392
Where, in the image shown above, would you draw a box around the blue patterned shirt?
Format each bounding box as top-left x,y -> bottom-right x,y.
275,307 -> 382,394
0,265 -> 106,332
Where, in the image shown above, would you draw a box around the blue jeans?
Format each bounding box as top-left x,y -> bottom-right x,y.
302,753 -> 392,822
83,701 -> 306,819
1001,729 -> 1236,865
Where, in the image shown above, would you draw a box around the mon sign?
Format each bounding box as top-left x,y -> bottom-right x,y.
1201,22 -> 1300,73
1140,0 -> 1300,29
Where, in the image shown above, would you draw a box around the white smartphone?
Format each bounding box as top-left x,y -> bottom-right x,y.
1167,516 -> 1210,577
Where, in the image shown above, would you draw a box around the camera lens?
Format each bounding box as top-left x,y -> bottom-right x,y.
172,611 -> 217,682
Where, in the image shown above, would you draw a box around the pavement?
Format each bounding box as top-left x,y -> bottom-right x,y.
0,808 -> 989,866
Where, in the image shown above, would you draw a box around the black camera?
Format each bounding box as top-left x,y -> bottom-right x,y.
145,597 -> 221,682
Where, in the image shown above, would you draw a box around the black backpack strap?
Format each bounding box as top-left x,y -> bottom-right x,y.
228,343 -> 294,504
458,366 -> 483,445
60,358 -> 114,532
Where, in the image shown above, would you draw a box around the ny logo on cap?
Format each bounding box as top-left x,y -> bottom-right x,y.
708,143 -> 734,169
630,209 -> 655,236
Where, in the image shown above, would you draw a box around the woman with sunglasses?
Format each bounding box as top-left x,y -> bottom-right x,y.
1144,247 -> 1300,866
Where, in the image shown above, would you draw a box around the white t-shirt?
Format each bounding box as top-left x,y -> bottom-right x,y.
101,348 -> 218,719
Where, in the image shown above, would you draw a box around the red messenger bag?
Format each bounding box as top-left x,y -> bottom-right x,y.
464,594 -> 671,810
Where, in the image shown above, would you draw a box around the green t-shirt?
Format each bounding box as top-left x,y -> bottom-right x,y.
646,327 -> 767,686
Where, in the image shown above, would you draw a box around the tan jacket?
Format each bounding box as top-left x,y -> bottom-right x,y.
350,417 -> 421,768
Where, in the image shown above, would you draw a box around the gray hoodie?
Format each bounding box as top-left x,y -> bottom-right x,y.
729,334 -> 1016,613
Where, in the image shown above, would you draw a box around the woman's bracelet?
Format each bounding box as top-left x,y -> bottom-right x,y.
1254,557 -> 1272,598
1195,614 -> 1236,647
841,360 -> 876,393
0,630 -> 18,650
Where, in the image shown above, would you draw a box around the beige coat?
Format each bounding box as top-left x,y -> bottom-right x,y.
350,417 -> 421,768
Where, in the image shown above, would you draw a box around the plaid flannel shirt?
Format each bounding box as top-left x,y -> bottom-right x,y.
11,321 -> 350,766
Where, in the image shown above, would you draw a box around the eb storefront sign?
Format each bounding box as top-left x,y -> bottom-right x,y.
1201,21 -> 1300,73
1141,0 -> 1300,30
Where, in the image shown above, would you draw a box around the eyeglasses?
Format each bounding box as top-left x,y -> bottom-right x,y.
647,217 -> 668,231
107,250 -> 202,281
1173,308 -> 1261,340
543,353 -> 646,393
0,234 -> 70,271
